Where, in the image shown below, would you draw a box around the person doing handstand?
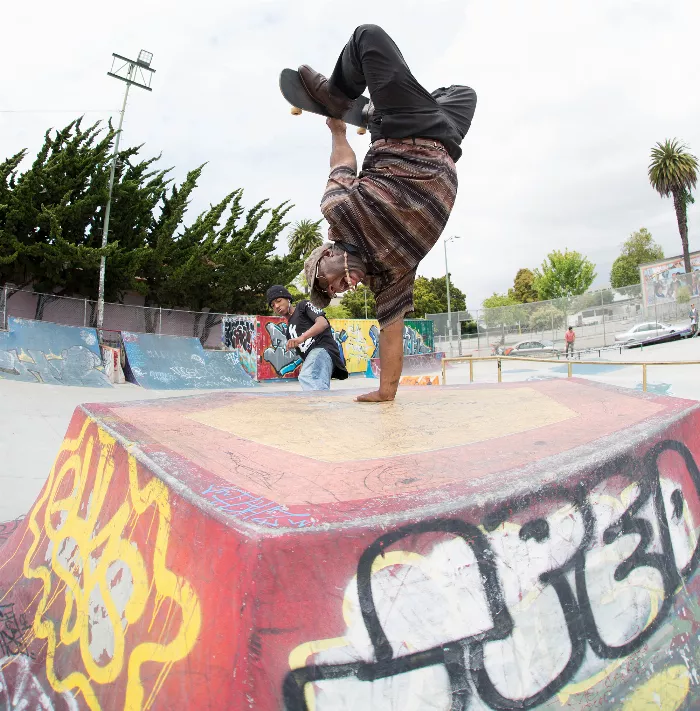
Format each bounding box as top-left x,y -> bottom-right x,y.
300,25 -> 476,402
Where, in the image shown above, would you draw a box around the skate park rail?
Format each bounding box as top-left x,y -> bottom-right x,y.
441,355 -> 700,392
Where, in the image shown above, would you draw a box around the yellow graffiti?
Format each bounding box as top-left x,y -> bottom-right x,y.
621,665 -> 690,710
22,417 -> 201,711
329,319 -> 379,373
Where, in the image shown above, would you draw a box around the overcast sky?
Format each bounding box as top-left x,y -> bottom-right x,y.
2,0 -> 699,310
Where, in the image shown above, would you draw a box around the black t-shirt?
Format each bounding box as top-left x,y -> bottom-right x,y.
288,301 -> 348,380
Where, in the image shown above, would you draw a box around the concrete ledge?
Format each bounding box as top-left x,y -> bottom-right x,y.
1,379 -> 700,709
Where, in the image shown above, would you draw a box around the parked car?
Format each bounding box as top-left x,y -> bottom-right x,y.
503,340 -> 559,357
614,322 -> 679,345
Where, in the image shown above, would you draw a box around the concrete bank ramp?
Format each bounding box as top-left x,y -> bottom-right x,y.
0,317 -> 110,387
122,330 -> 255,389
1,379 -> 700,709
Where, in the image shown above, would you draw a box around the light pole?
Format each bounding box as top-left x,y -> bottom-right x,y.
444,235 -> 460,356
97,50 -> 155,329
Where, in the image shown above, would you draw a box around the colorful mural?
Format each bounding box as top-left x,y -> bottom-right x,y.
258,316 -> 303,380
403,319 -> 434,354
328,319 -> 380,374
222,315 -> 433,381
640,251 -> 700,307
221,316 -> 257,378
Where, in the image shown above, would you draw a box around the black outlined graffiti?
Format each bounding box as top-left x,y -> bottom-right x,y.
223,317 -> 255,353
0,600 -> 32,657
283,440 -> 700,710
263,322 -> 302,376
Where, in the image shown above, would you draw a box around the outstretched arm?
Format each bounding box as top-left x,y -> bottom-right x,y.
327,118 -> 357,173
356,319 -> 403,403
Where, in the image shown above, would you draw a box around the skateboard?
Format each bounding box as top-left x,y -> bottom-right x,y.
279,68 -> 371,135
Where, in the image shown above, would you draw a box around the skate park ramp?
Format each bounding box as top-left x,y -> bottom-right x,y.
0,317 -> 110,387
122,330 -> 255,389
1,379 -> 700,709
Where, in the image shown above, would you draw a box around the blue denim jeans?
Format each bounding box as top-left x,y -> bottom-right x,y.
298,348 -> 333,391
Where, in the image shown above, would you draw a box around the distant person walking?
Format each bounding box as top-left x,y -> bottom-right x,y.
565,326 -> 576,357
690,304 -> 699,337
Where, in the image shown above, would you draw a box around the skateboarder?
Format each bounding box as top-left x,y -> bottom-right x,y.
565,326 -> 576,357
300,24 -> 476,402
266,285 -> 347,390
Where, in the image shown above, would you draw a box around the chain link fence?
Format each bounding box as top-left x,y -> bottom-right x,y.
3,270 -> 699,354
428,272 -> 700,357
0,285 -> 226,348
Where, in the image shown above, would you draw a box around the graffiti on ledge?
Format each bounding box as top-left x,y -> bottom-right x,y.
285,439 -> 700,710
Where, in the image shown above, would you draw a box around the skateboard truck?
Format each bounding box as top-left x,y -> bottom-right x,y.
358,100 -> 374,135
289,100 -> 372,135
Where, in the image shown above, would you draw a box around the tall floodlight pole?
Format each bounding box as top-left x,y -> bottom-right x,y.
97,50 -> 156,329
444,235 -> 460,356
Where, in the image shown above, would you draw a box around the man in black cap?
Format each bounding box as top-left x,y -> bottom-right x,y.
298,24 -> 476,402
266,285 -> 347,391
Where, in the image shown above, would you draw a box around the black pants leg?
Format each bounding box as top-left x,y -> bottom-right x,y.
328,25 -> 450,143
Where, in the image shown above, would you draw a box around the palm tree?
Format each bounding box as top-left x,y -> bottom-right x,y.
288,218 -> 324,259
648,139 -> 698,274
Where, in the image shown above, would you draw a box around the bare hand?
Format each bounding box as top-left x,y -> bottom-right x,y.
355,390 -> 395,403
286,338 -> 302,351
326,117 -> 347,134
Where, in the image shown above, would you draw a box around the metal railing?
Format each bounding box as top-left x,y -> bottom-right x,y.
441,354 -> 700,392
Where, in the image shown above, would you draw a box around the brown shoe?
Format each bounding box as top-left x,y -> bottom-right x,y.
298,65 -> 353,118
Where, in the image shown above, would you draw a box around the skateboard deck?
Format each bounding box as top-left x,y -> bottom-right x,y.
279,68 -> 371,135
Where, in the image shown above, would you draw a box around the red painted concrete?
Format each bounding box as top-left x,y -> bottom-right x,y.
1,379 -> 699,709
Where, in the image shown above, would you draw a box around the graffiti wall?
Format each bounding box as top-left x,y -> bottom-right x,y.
0,409 -> 204,710
222,315 -> 257,378
258,316 -> 303,380
101,345 -> 125,384
282,434 -> 700,709
0,317 -> 110,387
222,315 -> 434,380
403,319 -> 434,354
328,319 -> 380,374
122,331 -> 255,389
640,250 -> 700,307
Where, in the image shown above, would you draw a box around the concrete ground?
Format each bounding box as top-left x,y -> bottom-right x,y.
1,335 -> 699,523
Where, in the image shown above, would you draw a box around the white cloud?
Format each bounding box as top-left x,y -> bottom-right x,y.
2,0 -> 699,311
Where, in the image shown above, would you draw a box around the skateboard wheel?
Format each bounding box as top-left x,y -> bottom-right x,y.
291,106 -> 302,116
357,127 -> 367,135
